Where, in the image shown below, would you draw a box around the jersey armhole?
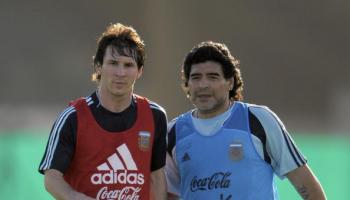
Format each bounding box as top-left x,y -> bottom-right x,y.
167,125 -> 176,157
248,108 -> 272,164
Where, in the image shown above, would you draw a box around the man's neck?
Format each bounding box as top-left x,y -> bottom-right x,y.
196,100 -> 232,119
96,89 -> 133,113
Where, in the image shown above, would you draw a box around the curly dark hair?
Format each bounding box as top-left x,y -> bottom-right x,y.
182,41 -> 243,101
92,23 -> 145,82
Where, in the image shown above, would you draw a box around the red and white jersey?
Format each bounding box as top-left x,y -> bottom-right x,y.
64,95 -> 154,200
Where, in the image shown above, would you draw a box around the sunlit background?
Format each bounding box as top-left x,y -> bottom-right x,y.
1,0 -> 349,199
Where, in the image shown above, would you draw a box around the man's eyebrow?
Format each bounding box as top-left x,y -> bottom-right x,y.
190,72 -> 201,76
105,58 -> 117,62
190,72 -> 220,77
125,61 -> 136,65
206,72 -> 220,76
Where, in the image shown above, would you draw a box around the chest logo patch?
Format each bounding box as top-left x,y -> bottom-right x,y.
138,131 -> 151,151
229,141 -> 244,161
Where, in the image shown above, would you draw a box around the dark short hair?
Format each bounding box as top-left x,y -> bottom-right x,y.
182,41 -> 243,100
92,23 -> 145,82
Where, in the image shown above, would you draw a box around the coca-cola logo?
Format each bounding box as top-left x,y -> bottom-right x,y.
96,186 -> 141,200
190,172 -> 231,192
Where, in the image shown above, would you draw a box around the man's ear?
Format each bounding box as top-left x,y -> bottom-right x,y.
137,66 -> 143,79
181,82 -> 190,99
95,64 -> 102,73
228,77 -> 234,90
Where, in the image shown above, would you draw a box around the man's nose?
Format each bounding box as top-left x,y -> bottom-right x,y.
198,78 -> 209,88
114,66 -> 126,76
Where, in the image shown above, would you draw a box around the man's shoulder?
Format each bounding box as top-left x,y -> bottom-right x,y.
56,99 -> 80,119
167,117 -> 179,132
245,102 -> 276,119
167,110 -> 195,138
146,100 -> 167,126
69,95 -> 96,107
57,95 -> 96,120
167,110 -> 194,128
246,103 -> 281,122
148,100 -> 166,116
133,94 -> 167,116
166,109 -> 201,154
246,103 -> 286,141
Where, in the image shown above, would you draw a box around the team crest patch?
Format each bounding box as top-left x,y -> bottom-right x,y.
138,131 -> 151,151
229,141 -> 244,161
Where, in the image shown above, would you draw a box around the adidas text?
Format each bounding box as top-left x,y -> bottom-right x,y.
91,170 -> 145,185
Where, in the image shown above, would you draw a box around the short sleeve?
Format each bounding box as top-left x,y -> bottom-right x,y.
249,106 -> 307,179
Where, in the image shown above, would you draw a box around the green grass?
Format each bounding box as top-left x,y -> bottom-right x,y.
0,131 -> 349,199
0,131 -> 53,199
277,134 -> 350,200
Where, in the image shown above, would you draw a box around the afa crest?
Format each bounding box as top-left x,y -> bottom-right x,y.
229,141 -> 244,161
138,131 -> 151,151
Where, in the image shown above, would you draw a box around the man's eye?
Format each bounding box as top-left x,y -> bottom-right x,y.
190,76 -> 200,80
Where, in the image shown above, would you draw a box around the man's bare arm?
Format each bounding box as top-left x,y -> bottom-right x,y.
287,164 -> 326,200
151,168 -> 167,200
44,169 -> 95,200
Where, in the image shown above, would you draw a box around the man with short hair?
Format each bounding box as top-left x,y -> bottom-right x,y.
39,23 -> 167,200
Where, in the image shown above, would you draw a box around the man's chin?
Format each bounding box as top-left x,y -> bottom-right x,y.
111,91 -> 128,97
195,105 -> 212,112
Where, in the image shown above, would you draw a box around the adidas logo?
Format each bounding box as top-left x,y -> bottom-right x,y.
97,143 -> 138,171
91,144 -> 145,185
182,152 -> 191,162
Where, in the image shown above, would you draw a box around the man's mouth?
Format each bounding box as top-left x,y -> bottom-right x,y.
196,94 -> 211,99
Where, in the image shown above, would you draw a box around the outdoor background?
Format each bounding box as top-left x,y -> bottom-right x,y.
0,0 -> 349,199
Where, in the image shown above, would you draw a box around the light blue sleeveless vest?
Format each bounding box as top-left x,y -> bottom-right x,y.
175,102 -> 279,200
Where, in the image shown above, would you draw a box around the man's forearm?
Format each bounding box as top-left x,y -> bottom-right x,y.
151,168 -> 167,200
287,165 -> 327,200
44,169 -> 94,200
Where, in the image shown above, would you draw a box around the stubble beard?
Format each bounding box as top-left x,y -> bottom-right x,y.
194,96 -> 228,117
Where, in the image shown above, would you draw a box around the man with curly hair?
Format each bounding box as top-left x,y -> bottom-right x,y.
165,41 -> 326,200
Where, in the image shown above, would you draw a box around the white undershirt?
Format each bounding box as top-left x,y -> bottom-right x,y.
191,104 -> 233,136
